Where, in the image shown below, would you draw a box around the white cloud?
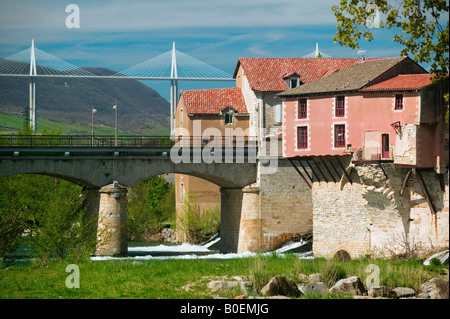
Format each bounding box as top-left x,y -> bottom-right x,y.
0,0 -> 415,76
1,0 -> 338,34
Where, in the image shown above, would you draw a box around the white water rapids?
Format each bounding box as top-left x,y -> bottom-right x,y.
90,238 -> 313,261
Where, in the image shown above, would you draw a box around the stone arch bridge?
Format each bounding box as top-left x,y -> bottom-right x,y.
0,135 -> 259,256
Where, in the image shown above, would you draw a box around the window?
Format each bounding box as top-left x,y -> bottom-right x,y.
180,182 -> 185,203
275,104 -> 282,124
297,126 -> 308,149
180,107 -> 183,127
298,98 -> 307,119
335,96 -> 345,117
395,94 -> 403,110
285,75 -> 300,89
224,112 -> 233,125
334,124 -> 345,148
382,134 -> 390,158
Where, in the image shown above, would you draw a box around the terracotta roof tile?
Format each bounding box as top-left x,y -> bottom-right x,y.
181,87 -> 248,115
278,57 -> 429,97
362,73 -> 435,91
233,57 -> 371,92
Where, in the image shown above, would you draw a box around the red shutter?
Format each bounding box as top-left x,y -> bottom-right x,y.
297,126 -> 308,149
335,125 -> 345,147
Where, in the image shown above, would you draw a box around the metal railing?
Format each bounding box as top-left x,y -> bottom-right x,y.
353,146 -> 394,162
174,136 -> 258,148
0,135 -> 259,148
0,135 -> 174,148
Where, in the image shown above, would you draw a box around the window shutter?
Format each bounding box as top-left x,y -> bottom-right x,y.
275,104 -> 282,124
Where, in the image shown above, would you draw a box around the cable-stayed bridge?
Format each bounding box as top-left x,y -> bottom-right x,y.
0,40 -> 235,133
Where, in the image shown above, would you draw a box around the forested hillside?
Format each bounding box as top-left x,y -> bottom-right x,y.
0,67 -> 170,135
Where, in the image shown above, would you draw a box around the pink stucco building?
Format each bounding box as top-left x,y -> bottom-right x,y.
280,56 -> 449,171
279,56 -> 449,258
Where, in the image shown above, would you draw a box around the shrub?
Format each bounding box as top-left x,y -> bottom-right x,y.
249,254 -> 270,290
320,259 -> 347,288
127,176 -> 175,242
26,179 -> 97,264
177,195 -> 220,244
0,175 -> 98,265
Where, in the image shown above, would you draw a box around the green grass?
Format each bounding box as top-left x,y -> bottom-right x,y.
0,255 -> 447,299
0,113 -> 168,136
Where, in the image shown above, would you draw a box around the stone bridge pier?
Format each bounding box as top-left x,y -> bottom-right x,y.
0,151 -> 258,256
84,183 -> 129,257
220,184 -> 261,253
85,182 -> 262,256
84,181 -> 264,257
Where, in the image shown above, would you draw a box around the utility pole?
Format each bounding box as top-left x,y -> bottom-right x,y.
170,42 -> 178,139
91,106 -> 97,146
113,100 -> 118,146
29,39 -> 37,132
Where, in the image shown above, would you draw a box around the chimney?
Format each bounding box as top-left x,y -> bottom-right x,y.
358,49 -> 366,62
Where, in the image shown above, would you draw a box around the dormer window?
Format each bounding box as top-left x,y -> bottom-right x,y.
283,72 -> 301,90
219,106 -> 236,125
224,110 -> 234,125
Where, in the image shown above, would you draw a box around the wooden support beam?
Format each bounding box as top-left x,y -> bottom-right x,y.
319,156 -> 337,183
325,156 -> 341,181
297,159 -> 313,183
378,161 -> 389,179
400,168 -> 412,196
311,157 -> 328,183
335,156 -> 353,185
415,169 -> 437,214
437,174 -> 445,192
288,158 -> 311,189
306,159 -> 320,182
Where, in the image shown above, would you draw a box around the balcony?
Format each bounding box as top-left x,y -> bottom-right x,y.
352,146 -> 394,163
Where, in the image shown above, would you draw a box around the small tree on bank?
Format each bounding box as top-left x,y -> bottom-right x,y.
332,0 -> 449,121
0,175 -> 98,265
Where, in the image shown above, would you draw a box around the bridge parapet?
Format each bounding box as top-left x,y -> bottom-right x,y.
0,135 -> 257,148
0,135 -> 258,188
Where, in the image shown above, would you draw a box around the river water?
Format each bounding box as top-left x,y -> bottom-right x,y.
90,236 -> 314,261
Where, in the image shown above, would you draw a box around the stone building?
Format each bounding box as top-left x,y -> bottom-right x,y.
175,56 -> 378,251
231,57 -> 380,250
279,56 -> 449,258
174,87 -> 249,242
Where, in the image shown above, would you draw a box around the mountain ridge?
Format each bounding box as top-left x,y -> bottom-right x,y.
0,67 -> 170,134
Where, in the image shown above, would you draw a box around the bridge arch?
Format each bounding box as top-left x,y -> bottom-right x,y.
0,154 -> 258,255
0,156 -> 257,189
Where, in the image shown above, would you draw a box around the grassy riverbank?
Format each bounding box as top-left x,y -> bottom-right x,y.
1,254 -> 447,299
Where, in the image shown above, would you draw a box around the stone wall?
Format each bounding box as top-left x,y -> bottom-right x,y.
394,124 -> 417,166
313,159 -> 449,258
219,159 -> 313,253
96,183 -> 128,257
409,171 -> 449,248
220,188 -> 244,253
258,159 -> 313,250
238,184 -> 261,252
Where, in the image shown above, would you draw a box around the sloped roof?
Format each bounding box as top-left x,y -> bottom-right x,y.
233,57 -> 369,92
362,73 -> 435,91
180,87 -> 248,115
278,56 -> 428,97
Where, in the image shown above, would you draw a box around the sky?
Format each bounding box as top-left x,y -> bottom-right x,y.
0,0 -> 426,101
